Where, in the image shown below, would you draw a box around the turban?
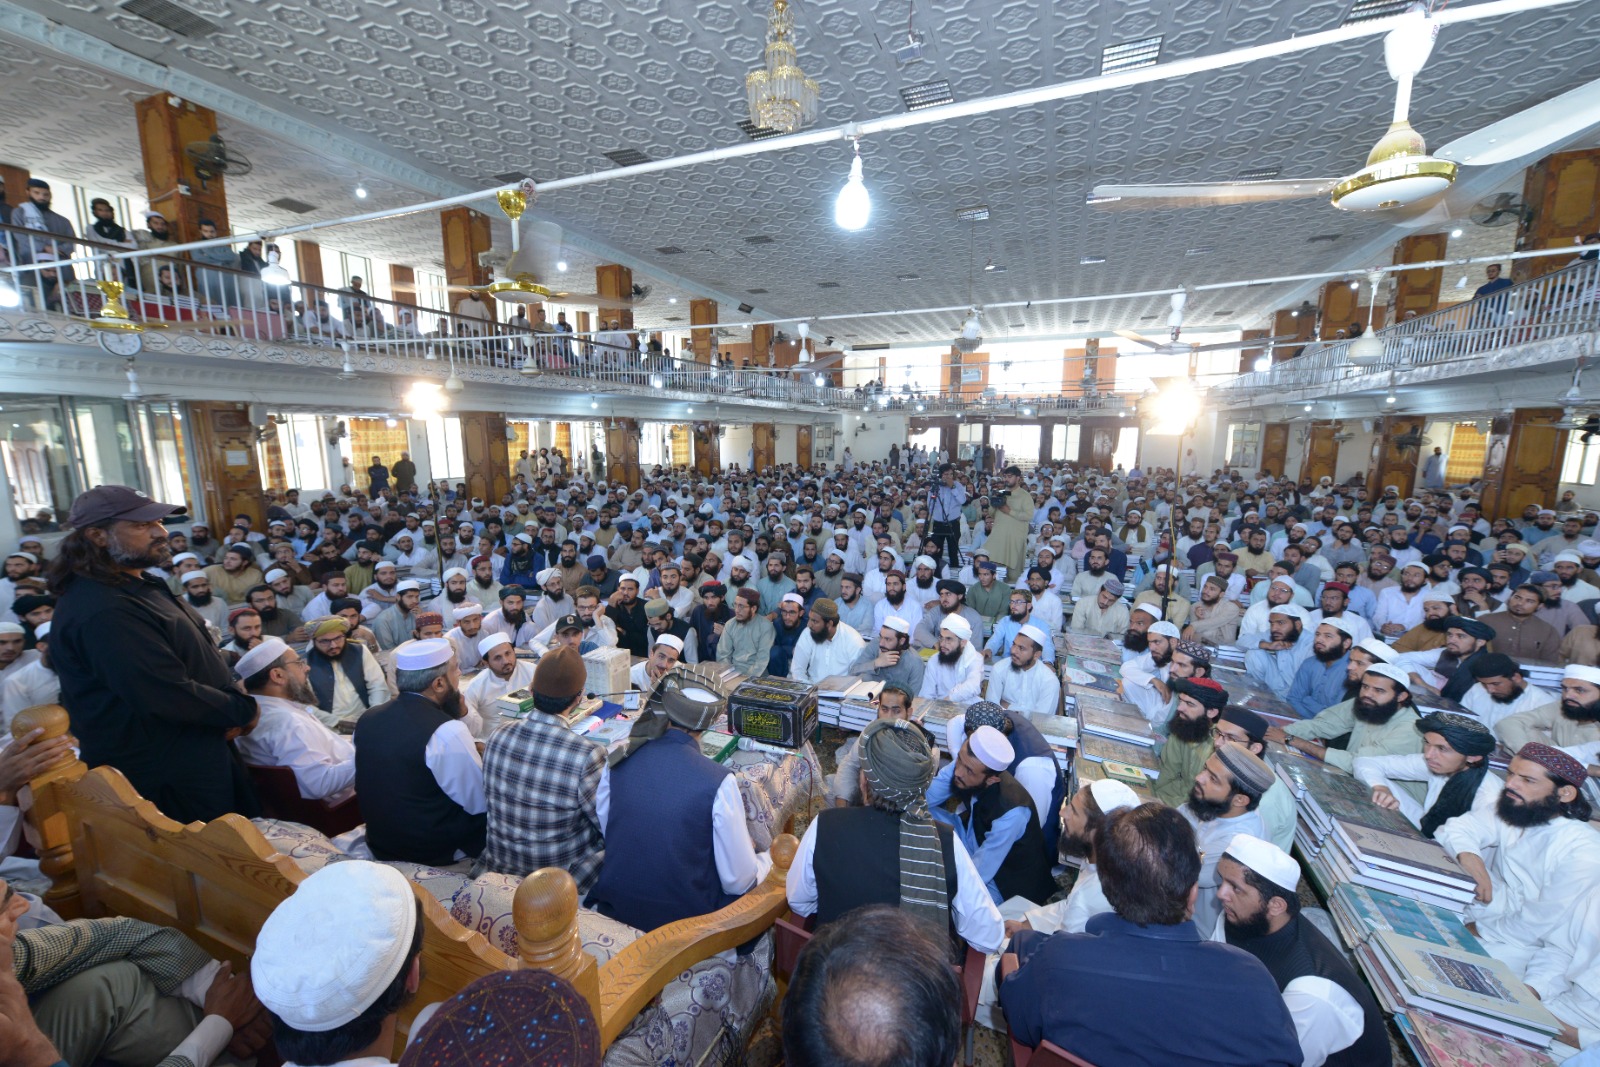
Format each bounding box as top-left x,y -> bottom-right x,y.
398,971 -> 600,1067
1215,744 -> 1275,799
1517,742 -> 1588,788
1219,705 -> 1269,744
935,579 -> 966,596
311,616 -> 350,638
1415,712 -> 1496,757
11,594 -> 53,616
963,701 -> 1008,735
1172,676 -> 1228,711
1468,652 -> 1518,680
1565,664 -> 1600,686
939,615 -> 972,641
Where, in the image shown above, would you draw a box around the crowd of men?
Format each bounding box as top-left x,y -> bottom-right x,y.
7,449 -> 1600,1065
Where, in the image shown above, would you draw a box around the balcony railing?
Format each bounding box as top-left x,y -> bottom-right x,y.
1215,258 -> 1600,396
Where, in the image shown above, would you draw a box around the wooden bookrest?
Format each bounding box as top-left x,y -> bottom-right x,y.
13,704 -> 797,1053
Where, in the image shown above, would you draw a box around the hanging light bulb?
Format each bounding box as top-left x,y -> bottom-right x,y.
813,374 -> 825,387
444,363 -> 463,394
1252,355 -> 1272,373
1385,392 -> 1397,404
259,249 -> 291,286
355,185 -> 368,199
834,141 -> 871,231
556,259 -> 568,272
650,373 -> 665,389
797,321 -> 811,342
590,400 -> 599,410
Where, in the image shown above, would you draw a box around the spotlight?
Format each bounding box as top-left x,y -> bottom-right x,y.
1303,403 -> 1313,412
1450,228 -> 1463,238
1385,392 -> 1397,404
556,260 -> 568,272
590,400 -> 599,410
1252,356 -> 1272,373
669,297 -> 678,304
355,185 -> 368,199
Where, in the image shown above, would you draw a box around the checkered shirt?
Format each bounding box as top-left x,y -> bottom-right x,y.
479,711 -> 608,890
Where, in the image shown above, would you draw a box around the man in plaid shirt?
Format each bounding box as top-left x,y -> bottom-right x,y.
476,644 -> 608,889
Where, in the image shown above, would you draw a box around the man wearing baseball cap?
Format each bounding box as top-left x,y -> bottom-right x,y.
47,485 -> 261,823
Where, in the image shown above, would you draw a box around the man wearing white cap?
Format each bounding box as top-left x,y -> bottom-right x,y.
359,559 -> 403,618
1243,603 -> 1314,699
916,614 -> 985,703
527,566 -> 572,634
232,637 -> 356,803
461,633 -> 537,741
251,861 -> 423,1064
847,617 -> 926,695
176,569 -> 230,636
354,638 -> 485,866
427,567 -> 473,617
1122,619 -> 1182,725
1551,551 -> 1600,604
369,579 -> 423,651
927,724 -> 1056,905
262,567 -> 313,617
986,624 -> 1060,715
0,621 -> 56,731
1374,561 -> 1429,637
388,530 -> 435,581
1496,663 -> 1600,766
1217,834 -> 1390,1067
1272,659 -> 1425,780
1284,621 -> 1354,719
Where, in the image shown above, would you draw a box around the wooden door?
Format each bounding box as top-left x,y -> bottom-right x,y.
796,425 -> 813,470
1261,423 -> 1290,476
1301,424 -> 1340,485
752,423 -> 775,472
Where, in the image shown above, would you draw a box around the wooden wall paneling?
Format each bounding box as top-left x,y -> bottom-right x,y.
1517,149 -> 1600,282
1478,408 -> 1567,520
459,412 -> 512,503
795,425 -> 812,470
1261,423 -> 1290,477
1301,423 -> 1341,484
1391,233 -> 1448,319
605,419 -> 640,491
133,94 -> 228,244
187,402 -> 264,529
751,423 -> 775,472
1318,281 -> 1361,340
1366,415 -> 1428,499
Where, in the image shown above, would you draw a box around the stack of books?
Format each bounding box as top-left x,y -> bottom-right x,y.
1062,633 -> 1125,661
1325,819 -> 1477,911
814,675 -> 859,728
836,682 -> 881,732
1361,929 -> 1561,1048
1076,693 -> 1158,747
1327,882 -> 1485,958
1077,734 -> 1160,779
1396,1010 -> 1558,1067
582,646 -> 631,700
913,697 -> 963,739
1024,710 -> 1078,770
1518,660 -> 1564,693
1210,645 -> 1248,669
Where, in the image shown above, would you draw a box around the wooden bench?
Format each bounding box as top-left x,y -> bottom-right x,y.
14,703 -> 798,1055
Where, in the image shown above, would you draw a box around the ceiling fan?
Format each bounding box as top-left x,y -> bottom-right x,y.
1114,292 -> 1296,354
458,184 -> 639,308
1091,6 -> 1600,214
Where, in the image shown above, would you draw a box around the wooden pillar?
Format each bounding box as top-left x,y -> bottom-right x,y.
947,348 -> 989,399
1238,329 -> 1269,375
1391,233 -> 1447,320
750,324 -> 774,368
595,266 -> 634,357
689,299 -> 717,364
1261,423 -> 1290,476
796,425 -> 813,470
389,264 -> 417,306
14,704 -> 87,919
294,240 -> 324,289
133,93 -> 229,244
441,207 -> 493,294
0,163 -> 29,216
1478,408 -> 1568,521
752,423 -> 776,471
693,422 -> 721,476
187,401 -> 265,529
1317,281 -> 1362,340
1516,149 -> 1600,283
1365,414 -> 1427,499
459,411 -> 512,503
1079,418 -> 1116,472
1039,422 -> 1054,464
606,419 -> 640,491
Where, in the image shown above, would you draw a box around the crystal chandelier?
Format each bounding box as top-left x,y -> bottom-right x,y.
746,0 -> 819,135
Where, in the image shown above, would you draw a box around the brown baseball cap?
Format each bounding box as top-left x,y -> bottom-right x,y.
67,485 -> 183,528
532,644 -> 586,700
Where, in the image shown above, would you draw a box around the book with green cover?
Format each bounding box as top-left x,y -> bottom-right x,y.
1371,929 -> 1560,1040
698,730 -> 739,763
1332,883 -> 1487,956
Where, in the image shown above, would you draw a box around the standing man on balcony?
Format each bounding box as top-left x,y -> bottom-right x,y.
9,179 -> 76,309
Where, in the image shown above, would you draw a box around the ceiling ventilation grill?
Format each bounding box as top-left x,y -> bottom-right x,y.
900,80 -> 954,111
955,205 -> 990,222
1344,0 -> 1413,24
1236,167 -> 1282,181
267,197 -> 317,214
1101,36 -> 1162,75
654,245 -> 686,255
118,0 -> 219,37
736,120 -> 787,141
743,235 -> 775,245
816,281 -> 841,288
493,170 -> 529,183
603,149 -> 651,168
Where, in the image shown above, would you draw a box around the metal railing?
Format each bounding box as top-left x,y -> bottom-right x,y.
1216,258 -> 1600,395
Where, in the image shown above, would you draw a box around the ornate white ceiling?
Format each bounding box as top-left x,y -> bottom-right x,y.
2,0 -> 1598,345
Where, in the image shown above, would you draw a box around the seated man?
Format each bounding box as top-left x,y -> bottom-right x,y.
630,632 -> 682,692
782,905 -> 963,1067
1497,663 -> 1600,758
718,587 -> 774,676
1353,711 -> 1500,838
1001,778 -> 1140,936
1241,603 -> 1313,700
460,632 -> 537,741
825,685 -> 935,806
303,615 -> 390,728
943,701 -> 1065,840
1068,575 -> 1128,638
927,725 -> 1056,906
1285,620 -> 1353,720
1152,677 -> 1228,807
985,588 -> 1058,665
589,676 -> 771,931
353,638 -> 485,867
1120,619 -> 1182,726
1183,745 -> 1273,935
1435,743 -> 1600,980
790,598 -> 867,684
985,623 -> 1060,715
1216,835 -> 1392,1067
233,637 -> 356,803
1270,655 -> 1422,778
251,861 -> 424,1067
1184,573 -> 1243,647
847,617 -> 926,695
916,615 -> 984,703
1458,652 -> 1557,731
998,803 -> 1301,1066
788,717 -> 1003,953
480,646 -> 607,889
1211,706 -> 1296,854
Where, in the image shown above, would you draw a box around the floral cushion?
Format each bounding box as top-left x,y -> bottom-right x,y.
449,872 -> 640,965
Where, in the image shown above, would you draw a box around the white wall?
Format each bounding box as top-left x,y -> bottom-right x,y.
775,424 -> 798,467
723,424 -> 753,470
844,413 -> 909,464
1334,428 -> 1375,483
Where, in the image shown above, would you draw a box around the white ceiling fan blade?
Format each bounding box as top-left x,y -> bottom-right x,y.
1437,76 -> 1600,166
1090,179 -> 1338,208
1114,328 -> 1170,349
1186,333 -> 1299,354
503,219 -> 564,279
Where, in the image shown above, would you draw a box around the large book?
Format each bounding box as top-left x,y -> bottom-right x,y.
1320,836 -> 1471,912
1074,753 -> 1154,802
1270,752 -> 1416,840
1331,883 -> 1487,956
913,697 -> 963,734
1060,653 -> 1121,688
1079,734 -> 1160,778
1062,633 -> 1126,660
1076,694 -> 1158,747
1397,1009 -> 1559,1067
1332,819 -> 1477,893
582,646 -> 631,700
1370,929 -> 1560,1046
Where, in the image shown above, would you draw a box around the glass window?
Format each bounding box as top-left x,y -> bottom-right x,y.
1562,436 -> 1600,486
133,403 -> 195,512
1063,424 -> 1081,462
0,398 -> 73,529
68,399 -> 139,492
425,415 -> 466,481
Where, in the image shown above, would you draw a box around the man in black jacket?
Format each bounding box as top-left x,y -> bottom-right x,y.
48,485 -> 259,823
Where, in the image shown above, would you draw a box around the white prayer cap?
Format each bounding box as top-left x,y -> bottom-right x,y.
395,579 -> 421,593
442,567 -> 469,581
781,592 -> 806,607
1565,664 -> 1600,686
1447,524 -> 1469,534
169,552 -> 197,566
1538,508 -> 1558,517
940,615 -> 972,641
968,725 -> 1014,772
1150,620 -> 1182,639
1268,603 -> 1306,621
0,623 -> 25,636
374,560 -> 398,571
1086,778 -> 1140,815
1356,637 -> 1398,664
477,632 -> 511,657
513,532 -> 534,545
655,633 -> 684,653
452,602 -> 484,620
537,567 -> 558,584
1320,616 -> 1358,638
1270,576 -> 1298,590
1580,541 -> 1600,557
882,617 -> 911,635
180,570 -> 210,586
913,555 -> 937,571
1281,977 -> 1365,1050
251,861 -> 418,1033
34,621 -> 49,640
1365,662 -> 1412,691
1399,561 -> 1427,573
1554,551 -> 1584,566
1222,833 -> 1300,892
1017,623 -> 1049,650
1131,603 -> 1162,620
235,637 -> 290,679
394,638 -> 454,671
1420,589 -> 1455,604
264,568 -> 289,584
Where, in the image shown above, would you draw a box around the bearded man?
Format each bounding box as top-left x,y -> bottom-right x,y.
233,637 -> 357,803
1496,663 -> 1600,760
